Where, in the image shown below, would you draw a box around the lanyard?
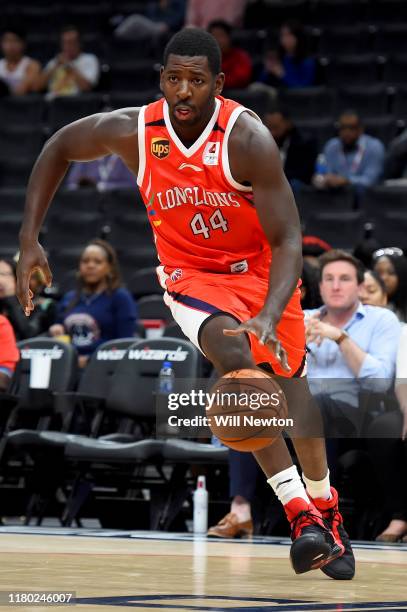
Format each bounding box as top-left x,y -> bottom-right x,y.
98,155 -> 118,183
341,141 -> 365,175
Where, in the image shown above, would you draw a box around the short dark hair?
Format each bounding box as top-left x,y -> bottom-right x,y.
163,28 -> 221,76
2,25 -> 27,41
208,20 -> 232,36
319,249 -> 365,284
338,109 -> 362,126
61,24 -> 81,38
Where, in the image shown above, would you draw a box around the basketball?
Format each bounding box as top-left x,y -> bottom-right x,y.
206,368 -> 289,452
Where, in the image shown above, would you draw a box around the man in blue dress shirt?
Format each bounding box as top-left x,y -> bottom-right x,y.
305,250 -> 400,438
314,111 -> 385,193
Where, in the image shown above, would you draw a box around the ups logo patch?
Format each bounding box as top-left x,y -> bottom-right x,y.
151,137 -> 170,159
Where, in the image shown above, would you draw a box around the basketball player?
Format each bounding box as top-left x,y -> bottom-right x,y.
16,28 -> 354,579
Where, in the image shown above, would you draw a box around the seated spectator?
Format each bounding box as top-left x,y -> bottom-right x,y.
37,25 -> 100,97
208,20 -> 252,89
114,0 -> 186,41
365,325 -> 407,542
373,251 -> 407,322
0,258 -> 56,340
383,128 -> 407,182
49,240 -> 137,367
301,259 -> 322,310
257,22 -> 316,89
66,154 -> 135,191
0,314 -> 19,392
0,26 -> 40,95
186,0 -> 247,29
359,270 -> 388,308
313,111 -> 385,193
302,235 -> 332,269
263,108 -> 318,189
305,250 -> 400,439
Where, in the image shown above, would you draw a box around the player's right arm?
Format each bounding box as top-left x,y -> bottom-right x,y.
17,109 -> 139,316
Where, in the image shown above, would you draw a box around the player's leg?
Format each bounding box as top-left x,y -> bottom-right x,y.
276,373 -> 355,580
200,314 -> 343,574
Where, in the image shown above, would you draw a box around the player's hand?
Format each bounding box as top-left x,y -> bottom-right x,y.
16,242 -> 52,317
223,314 -> 291,373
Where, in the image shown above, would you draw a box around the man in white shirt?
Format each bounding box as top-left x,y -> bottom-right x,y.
38,25 -> 99,97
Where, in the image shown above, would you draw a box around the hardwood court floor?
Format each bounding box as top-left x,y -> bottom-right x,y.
0,528 -> 406,611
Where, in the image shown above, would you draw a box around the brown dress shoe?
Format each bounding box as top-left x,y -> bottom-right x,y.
207,513 -> 253,538
376,533 -> 401,543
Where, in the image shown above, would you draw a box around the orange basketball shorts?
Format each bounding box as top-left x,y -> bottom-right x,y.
159,267 -> 306,379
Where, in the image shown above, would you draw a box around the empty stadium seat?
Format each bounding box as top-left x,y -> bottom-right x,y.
368,0 -> 407,24
280,87 -> 335,120
107,213 -> 154,249
126,267 -> 163,299
305,210 -> 366,248
363,116 -> 398,146
48,94 -> 105,133
52,188 -> 104,215
119,247 -> 159,275
362,185 -> 407,219
232,29 -> 267,56
392,86 -> 407,120
0,126 -> 44,161
319,26 -> 371,56
296,186 -> 355,224
217,89 -> 271,117
309,0 -> 367,27
0,188 -> 25,214
0,214 -> 23,248
101,188 -> 145,217
296,118 -> 336,150
375,25 -> 407,55
324,55 -> 379,86
137,294 -> 172,323
45,212 -> 103,249
109,61 -> 161,92
0,158 -> 33,188
0,96 -> 44,128
62,338 -> 201,526
373,211 -> 407,248
109,91 -> 161,110
335,85 -> 389,117
383,55 -> 407,86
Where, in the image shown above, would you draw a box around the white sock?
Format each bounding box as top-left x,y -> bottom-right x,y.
302,470 -> 332,501
267,465 -> 310,506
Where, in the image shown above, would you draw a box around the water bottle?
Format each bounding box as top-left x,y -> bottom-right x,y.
314,153 -> 327,188
193,475 -> 208,534
158,360 -> 175,394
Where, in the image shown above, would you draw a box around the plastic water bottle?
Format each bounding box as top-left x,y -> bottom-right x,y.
193,475 -> 208,534
314,153 -> 327,188
158,360 -> 175,394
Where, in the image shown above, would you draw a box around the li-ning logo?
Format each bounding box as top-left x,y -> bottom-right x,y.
151,137 -> 170,159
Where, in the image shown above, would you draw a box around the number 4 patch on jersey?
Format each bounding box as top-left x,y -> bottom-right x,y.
203,141 -> 220,166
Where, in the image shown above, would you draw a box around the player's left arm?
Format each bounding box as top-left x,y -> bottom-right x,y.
224,113 -> 302,371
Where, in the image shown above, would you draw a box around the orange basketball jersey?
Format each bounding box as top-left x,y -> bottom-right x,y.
137,95 -> 271,275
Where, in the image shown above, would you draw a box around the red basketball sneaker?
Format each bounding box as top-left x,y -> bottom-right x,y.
310,487 -> 355,580
285,497 -> 344,575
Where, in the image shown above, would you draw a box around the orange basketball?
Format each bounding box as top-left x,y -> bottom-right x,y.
206,368 -> 288,452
